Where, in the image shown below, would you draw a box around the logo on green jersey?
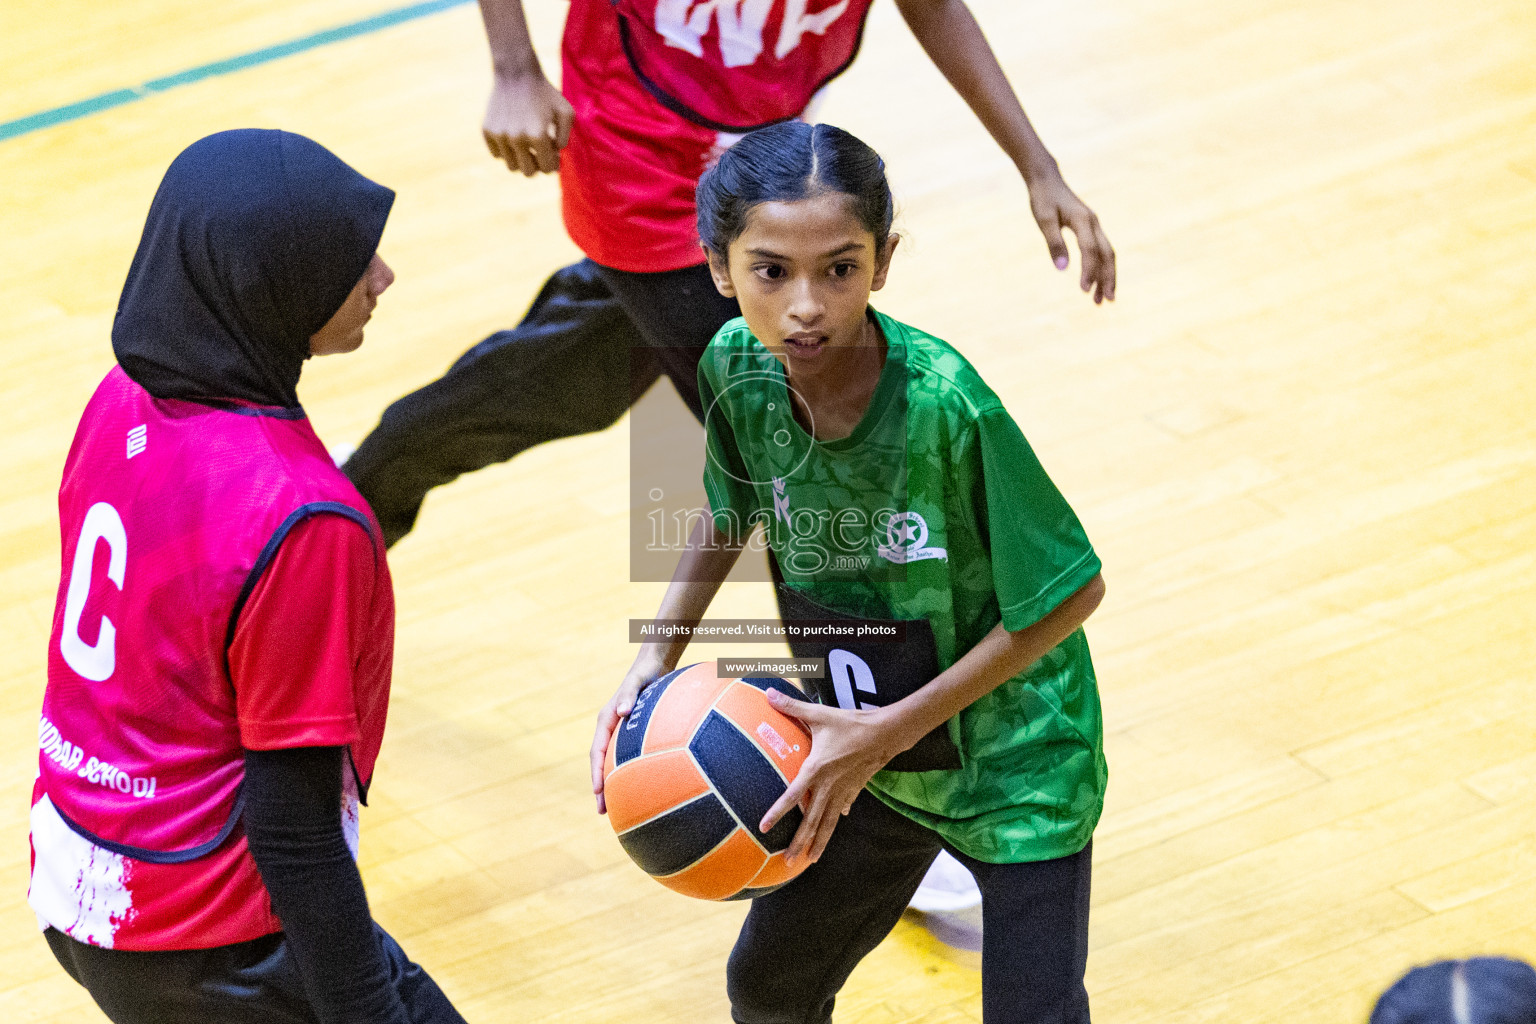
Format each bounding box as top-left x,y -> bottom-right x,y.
875,511 -> 947,564
772,477 -> 791,526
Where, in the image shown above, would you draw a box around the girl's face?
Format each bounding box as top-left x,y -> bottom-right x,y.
707,193 -> 897,376
309,253 -> 395,356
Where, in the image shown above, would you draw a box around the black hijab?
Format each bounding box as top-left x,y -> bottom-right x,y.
112,129 -> 394,409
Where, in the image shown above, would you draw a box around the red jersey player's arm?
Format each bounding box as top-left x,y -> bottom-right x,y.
477,0 -> 575,176
231,513 -> 411,1022
243,745 -> 410,1024
231,513 -> 378,750
892,0 -> 1116,304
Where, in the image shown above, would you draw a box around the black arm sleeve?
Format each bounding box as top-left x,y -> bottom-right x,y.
242,745 -> 410,1024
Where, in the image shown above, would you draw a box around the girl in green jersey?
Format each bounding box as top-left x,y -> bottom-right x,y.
592,122 -> 1107,1024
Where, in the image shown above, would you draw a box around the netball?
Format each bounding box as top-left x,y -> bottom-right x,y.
603,664 -> 812,901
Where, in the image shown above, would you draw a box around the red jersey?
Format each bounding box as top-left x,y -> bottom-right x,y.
29,367 -> 393,950
560,0 -> 872,272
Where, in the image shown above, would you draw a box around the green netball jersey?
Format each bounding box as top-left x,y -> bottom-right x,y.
698,310 -> 1105,863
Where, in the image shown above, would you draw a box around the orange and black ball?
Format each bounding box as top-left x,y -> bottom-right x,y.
603,663 -> 812,901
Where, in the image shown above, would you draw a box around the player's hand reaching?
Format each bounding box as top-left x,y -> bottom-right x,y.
591,651 -> 671,815
482,71 -> 574,177
758,692 -> 904,867
1026,166 -> 1116,305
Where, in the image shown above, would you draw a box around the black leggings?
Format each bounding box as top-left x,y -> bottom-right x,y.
344,258 -> 740,546
45,924 -> 463,1024
728,791 -> 1093,1024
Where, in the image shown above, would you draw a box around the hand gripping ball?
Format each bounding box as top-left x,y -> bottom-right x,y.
603,663 -> 812,900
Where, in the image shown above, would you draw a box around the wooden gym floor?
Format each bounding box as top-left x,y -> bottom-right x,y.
2,0 -> 1534,1020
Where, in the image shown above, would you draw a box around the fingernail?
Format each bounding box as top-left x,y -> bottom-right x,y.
1055,256 -> 1068,270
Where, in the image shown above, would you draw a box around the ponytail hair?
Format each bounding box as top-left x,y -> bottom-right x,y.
697,121 -> 893,256
1371,958 -> 1536,1024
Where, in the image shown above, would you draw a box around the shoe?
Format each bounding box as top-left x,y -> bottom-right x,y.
327,442 -> 357,468
908,849 -> 981,913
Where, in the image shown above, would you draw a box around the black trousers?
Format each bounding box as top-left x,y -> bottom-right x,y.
45,924 -> 462,1024
729,792 -> 1093,1024
344,258 -> 740,546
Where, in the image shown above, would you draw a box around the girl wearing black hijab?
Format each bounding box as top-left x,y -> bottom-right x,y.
30,129 -> 467,1024
1372,958 -> 1536,1024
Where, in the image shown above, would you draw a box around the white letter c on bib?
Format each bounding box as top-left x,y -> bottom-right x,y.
61,502 -> 127,682
829,649 -> 878,711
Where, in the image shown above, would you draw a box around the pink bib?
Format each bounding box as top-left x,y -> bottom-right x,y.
39,368 -> 383,862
